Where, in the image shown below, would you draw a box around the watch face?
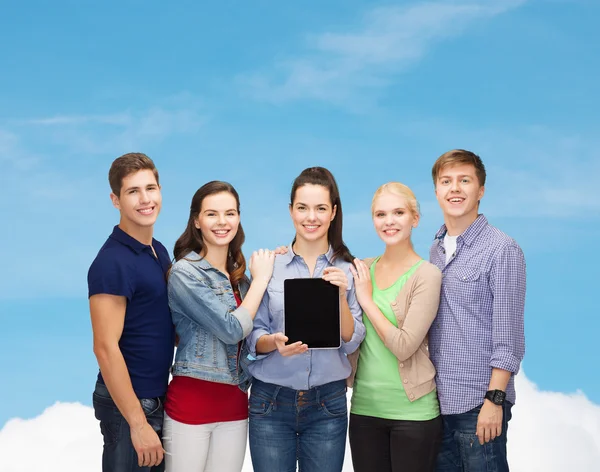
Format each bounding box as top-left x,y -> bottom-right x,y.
487,390 -> 506,405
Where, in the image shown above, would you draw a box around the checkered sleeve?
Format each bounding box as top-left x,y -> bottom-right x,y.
489,243 -> 526,374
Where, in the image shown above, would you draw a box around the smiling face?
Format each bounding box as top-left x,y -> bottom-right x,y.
372,192 -> 419,246
435,163 -> 485,225
194,191 -> 240,252
110,169 -> 162,230
290,184 -> 337,245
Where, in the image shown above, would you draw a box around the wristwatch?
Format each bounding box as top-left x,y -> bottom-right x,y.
485,389 -> 506,406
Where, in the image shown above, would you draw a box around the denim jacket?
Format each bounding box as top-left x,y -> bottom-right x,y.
167,251 -> 252,389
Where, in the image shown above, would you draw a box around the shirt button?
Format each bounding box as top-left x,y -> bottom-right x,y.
409,394 -> 415,399
403,379 -> 408,384
399,363 -> 404,368
306,368 -> 309,372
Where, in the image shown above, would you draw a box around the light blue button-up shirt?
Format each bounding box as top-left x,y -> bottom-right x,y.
246,244 -> 366,390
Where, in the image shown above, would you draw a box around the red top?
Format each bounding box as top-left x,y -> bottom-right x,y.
164,292 -> 248,425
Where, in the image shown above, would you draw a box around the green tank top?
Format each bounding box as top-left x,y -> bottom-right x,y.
350,258 -> 440,420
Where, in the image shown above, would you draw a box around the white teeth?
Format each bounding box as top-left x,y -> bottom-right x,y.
450,198 -> 463,203
214,230 -> 228,234
138,208 -> 153,214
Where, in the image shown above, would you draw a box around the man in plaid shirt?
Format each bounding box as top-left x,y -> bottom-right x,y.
428,149 -> 526,472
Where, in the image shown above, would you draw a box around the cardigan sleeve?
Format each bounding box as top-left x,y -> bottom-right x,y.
383,264 -> 442,362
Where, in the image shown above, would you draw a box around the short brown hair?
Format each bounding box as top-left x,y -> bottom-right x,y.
108,152 -> 159,196
431,149 -> 486,187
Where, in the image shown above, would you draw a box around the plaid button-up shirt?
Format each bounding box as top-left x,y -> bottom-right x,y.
429,215 -> 526,415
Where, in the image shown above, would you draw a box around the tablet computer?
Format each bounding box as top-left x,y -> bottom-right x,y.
283,278 -> 341,349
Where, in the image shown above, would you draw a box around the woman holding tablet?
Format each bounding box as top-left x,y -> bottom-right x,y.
245,167 -> 366,472
347,182 -> 443,472
163,181 -> 275,472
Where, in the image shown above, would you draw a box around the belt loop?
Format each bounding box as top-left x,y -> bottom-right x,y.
272,386 -> 281,411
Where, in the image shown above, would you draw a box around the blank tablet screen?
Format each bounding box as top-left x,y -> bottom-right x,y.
284,278 -> 341,349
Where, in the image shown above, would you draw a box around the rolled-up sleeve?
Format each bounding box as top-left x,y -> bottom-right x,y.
245,290 -> 272,359
489,243 -> 526,373
340,281 -> 366,355
168,267 -> 252,344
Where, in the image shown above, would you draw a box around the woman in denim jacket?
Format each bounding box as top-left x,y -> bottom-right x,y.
245,167 -> 366,472
163,181 -> 275,472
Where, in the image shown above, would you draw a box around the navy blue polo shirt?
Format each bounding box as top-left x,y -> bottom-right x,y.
88,226 -> 175,398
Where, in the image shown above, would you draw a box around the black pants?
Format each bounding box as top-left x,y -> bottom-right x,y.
349,413 -> 442,472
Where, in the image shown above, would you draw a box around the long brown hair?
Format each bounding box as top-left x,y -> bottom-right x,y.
290,167 -> 353,263
173,181 -> 247,289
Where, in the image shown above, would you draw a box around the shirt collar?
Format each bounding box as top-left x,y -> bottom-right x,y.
179,250 -> 214,270
434,214 -> 489,247
109,225 -> 154,254
281,241 -> 335,265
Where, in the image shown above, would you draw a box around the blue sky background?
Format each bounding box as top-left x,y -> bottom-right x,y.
1,0 -> 599,427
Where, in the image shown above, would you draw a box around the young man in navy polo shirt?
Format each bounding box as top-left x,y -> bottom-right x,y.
88,153 -> 175,471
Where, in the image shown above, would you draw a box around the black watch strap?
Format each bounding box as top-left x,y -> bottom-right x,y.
485,389 -> 506,405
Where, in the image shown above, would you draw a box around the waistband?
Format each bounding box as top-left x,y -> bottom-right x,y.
94,380 -> 166,402
251,378 -> 346,403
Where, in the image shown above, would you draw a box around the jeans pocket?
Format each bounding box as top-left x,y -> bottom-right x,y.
320,390 -> 347,418
140,397 -> 162,416
93,392 -> 120,419
249,394 -> 274,418
458,432 -> 503,472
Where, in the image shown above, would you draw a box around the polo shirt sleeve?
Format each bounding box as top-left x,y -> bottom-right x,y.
88,249 -> 135,300
489,243 -> 526,374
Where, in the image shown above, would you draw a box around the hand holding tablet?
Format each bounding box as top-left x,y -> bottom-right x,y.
283,278 -> 342,349
272,332 -> 309,356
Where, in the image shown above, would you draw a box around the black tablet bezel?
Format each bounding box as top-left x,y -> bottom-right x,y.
283,278 -> 341,349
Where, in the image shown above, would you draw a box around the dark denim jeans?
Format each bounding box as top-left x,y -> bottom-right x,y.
435,402 -> 513,472
249,378 -> 348,472
93,381 -> 165,472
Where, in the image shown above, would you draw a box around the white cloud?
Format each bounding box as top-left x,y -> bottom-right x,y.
20,113 -> 132,127
239,0 -> 526,106
13,106 -> 206,155
1,373 -> 598,472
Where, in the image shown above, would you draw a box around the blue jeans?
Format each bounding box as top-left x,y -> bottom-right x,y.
93,381 -> 165,472
435,402 -> 513,472
249,378 -> 348,472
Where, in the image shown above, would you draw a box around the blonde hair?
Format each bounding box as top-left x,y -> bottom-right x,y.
371,182 -> 420,218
